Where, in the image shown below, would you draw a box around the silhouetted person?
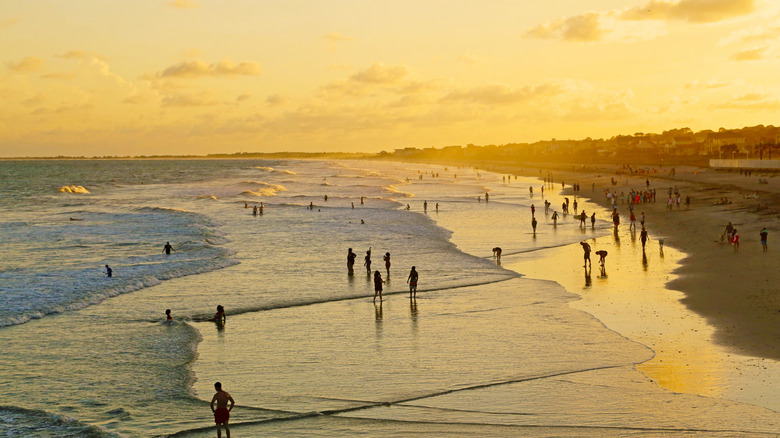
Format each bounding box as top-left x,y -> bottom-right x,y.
580,241 -> 592,268
364,247 -> 372,274
105,264 -> 112,277
162,241 -> 175,255
595,250 -> 608,266
211,382 -> 235,438
552,211 -> 558,226
492,247 -> 502,263
591,212 -> 596,228
383,252 -> 391,276
640,227 -> 648,250
407,266 -> 418,298
532,217 -> 537,235
347,248 -> 357,275
373,270 -> 385,302
165,309 -> 172,321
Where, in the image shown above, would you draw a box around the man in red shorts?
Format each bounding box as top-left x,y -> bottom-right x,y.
210,382 -> 235,438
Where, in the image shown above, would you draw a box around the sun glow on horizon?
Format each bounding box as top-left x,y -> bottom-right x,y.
1,0 -> 779,157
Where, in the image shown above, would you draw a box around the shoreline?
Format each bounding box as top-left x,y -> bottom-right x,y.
474,160 -> 780,362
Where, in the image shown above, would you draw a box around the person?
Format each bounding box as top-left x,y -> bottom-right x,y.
579,211 -> 586,227
162,241 -> 175,255
485,192 -> 489,202
760,227 -> 768,252
165,309 -> 172,321
347,248 -> 357,275
580,241 -> 591,268
532,217 -> 537,234
685,195 -> 691,208
105,265 -> 112,278
373,270 -> 385,302
383,252 -> 391,276
211,305 -> 226,325
309,202 -> 314,210
259,202 -> 263,215
722,222 -> 734,241
640,227 -> 648,250
612,211 -> 620,227
590,212 -> 596,228
407,266 -> 418,298
552,211 -> 558,226
324,195 -> 328,201
731,229 -> 740,252
210,382 -> 235,438
360,196 -> 364,205
423,200 -> 428,212
435,203 -> 439,212
531,204 -> 535,217
364,248 -> 372,274
351,202 -> 355,209
252,205 -> 258,216
492,247 -> 502,262
595,250 -> 608,266
573,199 -> 578,213
640,212 -> 645,228
629,211 -> 636,231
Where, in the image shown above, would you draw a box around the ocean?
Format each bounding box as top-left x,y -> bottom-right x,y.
0,159 -> 776,437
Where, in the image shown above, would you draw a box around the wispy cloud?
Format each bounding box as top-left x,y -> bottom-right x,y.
709,92 -> 780,110
168,0 -> 200,9
8,56 -> 45,73
350,63 -> 408,84
153,59 -> 261,79
621,0 -> 755,24
730,46 -> 767,60
323,32 -> 355,42
440,83 -> 561,105
456,51 -> 487,65
528,0 -> 756,43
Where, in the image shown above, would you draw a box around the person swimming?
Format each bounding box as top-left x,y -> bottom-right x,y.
211,305 -> 226,325
165,309 -> 173,321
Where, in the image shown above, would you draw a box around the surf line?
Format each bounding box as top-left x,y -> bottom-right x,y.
165,362 -> 767,435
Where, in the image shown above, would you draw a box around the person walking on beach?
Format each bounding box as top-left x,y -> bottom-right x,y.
731,229 -> 740,252
552,211 -> 558,226
760,227 -> 768,252
531,204 -> 535,217
383,252 -> 391,276
435,202 -> 439,212
373,270 -> 385,302
532,217 -> 538,235
424,201 -> 428,212
210,382 -> 235,438
105,265 -> 112,278
364,248 -> 372,274
640,227 -> 648,250
579,211 -> 586,227
590,212 -> 596,229
629,212 -> 636,231
722,222 -> 734,242
407,266 -> 418,298
580,241 -> 592,269
347,248 -> 357,275
162,241 -> 175,255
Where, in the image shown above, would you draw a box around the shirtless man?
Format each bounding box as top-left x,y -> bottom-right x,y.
210,382 -> 235,438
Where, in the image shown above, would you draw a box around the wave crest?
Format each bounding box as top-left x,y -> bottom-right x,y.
59,185 -> 90,194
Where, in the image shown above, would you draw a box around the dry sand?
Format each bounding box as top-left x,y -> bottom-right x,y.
493,161 -> 780,361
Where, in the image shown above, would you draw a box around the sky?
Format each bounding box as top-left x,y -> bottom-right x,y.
1,0 -> 779,157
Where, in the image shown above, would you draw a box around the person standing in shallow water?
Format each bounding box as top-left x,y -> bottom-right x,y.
162,241 -> 175,255
640,227 -> 649,250
373,270 -> 385,302
383,252 -> 391,276
105,265 -> 112,278
580,241 -> 592,269
407,266 -> 418,298
532,217 -> 537,235
210,382 -> 235,438
347,248 -> 356,275
364,247 -> 372,274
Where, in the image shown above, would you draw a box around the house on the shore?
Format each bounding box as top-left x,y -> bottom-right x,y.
705,132 -> 746,155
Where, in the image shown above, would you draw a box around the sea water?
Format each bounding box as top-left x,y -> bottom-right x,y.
0,159 -> 776,437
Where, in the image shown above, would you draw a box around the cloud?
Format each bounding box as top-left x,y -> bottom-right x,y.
266,94 -> 283,105
621,0 -> 755,23
528,0 -> 755,43
41,72 -> 75,80
8,56 -> 45,73
161,92 -> 219,107
168,0 -> 200,9
456,51 -> 487,65
55,50 -> 92,60
349,63 -> 409,84
709,93 -> 780,110
323,32 -> 354,42
730,46 -> 766,60
526,12 -> 605,42
719,22 -> 780,44
154,59 -> 261,79
237,93 -> 251,102
440,83 -> 561,105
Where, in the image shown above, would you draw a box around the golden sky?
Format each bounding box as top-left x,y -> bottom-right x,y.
1,0 -> 779,156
